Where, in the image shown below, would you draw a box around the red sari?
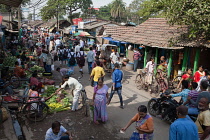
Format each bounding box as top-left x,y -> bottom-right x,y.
194,71 -> 205,83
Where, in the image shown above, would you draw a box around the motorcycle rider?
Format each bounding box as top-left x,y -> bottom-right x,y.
165,80 -> 190,103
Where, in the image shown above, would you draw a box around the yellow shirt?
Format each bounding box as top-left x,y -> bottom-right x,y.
91,66 -> 105,82
195,110 -> 210,134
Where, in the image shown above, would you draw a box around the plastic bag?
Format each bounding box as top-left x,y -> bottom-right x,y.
51,65 -> 55,71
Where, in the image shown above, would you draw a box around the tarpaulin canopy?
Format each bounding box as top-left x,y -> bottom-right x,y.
102,37 -> 128,44
0,0 -> 23,7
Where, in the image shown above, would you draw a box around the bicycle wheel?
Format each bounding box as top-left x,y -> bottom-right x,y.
10,75 -> 20,89
150,78 -> 160,97
170,76 -> 182,89
23,101 -> 49,122
135,74 -> 143,90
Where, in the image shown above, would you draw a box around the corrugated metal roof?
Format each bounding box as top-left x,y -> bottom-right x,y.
78,21 -> 112,30
0,0 -> 23,7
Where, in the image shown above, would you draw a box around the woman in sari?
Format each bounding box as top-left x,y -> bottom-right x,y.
194,66 -> 205,83
177,68 -> 194,89
92,77 -> 109,124
121,105 -> 154,140
156,60 -> 168,92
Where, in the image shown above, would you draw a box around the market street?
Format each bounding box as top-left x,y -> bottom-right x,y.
76,63 -> 170,139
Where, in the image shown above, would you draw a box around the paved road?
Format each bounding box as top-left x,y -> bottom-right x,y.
77,64 -> 170,140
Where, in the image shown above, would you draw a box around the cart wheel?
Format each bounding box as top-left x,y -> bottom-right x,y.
10,75 -> 20,89
23,102 -> 49,122
135,74 -> 143,90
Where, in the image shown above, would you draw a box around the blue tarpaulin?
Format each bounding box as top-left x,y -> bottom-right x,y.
102,37 -> 128,44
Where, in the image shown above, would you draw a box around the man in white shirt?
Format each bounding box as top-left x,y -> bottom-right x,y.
110,49 -> 120,70
55,38 -> 62,50
45,121 -> 72,140
74,42 -> 81,53
86,47 -> 95,74
80,39 -> 84,48
56,76 -> 83,111
45,35 -> 51,50
145,57 -> 156,85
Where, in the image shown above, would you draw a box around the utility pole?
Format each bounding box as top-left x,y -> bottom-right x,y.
33,7 -> 35,21
18,5 -> 21,30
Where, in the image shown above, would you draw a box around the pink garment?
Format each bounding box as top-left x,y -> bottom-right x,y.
30,77 -> 39,86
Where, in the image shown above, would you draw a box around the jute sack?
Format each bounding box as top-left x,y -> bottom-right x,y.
0,107 -> 8,123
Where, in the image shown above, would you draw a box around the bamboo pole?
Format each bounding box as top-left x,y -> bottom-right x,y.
168,50 -> 173,78
144,47 -> 148,68
193,48 -> 201,74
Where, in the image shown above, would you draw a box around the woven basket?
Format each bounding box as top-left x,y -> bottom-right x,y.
0,107 -> 8,123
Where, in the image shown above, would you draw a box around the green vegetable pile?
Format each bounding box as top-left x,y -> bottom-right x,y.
30,65 -> 45,73
2,56 -> 16,67
42,86 -> 73,113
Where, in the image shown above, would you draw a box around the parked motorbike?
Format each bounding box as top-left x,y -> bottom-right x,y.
148,90 -> 198,123
147,90 -> 181,123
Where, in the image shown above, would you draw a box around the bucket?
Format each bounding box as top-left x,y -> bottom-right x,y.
126,63 -> 134,71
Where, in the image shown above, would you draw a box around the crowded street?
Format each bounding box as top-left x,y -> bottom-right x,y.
1,0 -> 210,140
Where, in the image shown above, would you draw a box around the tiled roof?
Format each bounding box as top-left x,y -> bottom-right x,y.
112,18 -> 190,49
102,25 -> 135,37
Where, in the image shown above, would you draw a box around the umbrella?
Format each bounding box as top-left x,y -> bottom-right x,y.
73,32 -> 80,36
79,32 -> 90,36
74,31 -> 90,36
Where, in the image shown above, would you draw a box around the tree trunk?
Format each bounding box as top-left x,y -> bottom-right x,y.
69,11 -> 73,25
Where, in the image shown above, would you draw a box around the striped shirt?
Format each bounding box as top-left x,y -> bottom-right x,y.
188,90 -> 199,108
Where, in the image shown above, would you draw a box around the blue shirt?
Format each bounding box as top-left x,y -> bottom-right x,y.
169,118 -> 198,140
112,69 -> 123,88
171,89 -> 190,103
45,125 -> 67,140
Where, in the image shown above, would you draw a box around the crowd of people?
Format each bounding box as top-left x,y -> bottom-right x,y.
2,27 -> 210,140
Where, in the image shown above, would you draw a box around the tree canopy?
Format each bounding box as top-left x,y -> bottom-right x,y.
110,0 -> 126,22
40,0 -> 92,23
165,0 -> 210,40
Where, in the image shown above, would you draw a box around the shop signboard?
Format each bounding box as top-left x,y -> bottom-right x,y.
72,18 -> 83,25
0,16 -> 3,24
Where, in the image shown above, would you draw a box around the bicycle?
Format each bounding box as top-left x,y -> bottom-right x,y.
78,71 -> 89,117
135,69 -> 148,90
169,75 -> 182,90
1,86 -> 49,122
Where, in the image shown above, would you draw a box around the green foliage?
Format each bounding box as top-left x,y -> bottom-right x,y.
110,0 -> 126,22
2,56 -> 16,67
137,0 -> 166,21
40,0 -> 92,23
95,4 -> 112,20
165,0 -> 210,40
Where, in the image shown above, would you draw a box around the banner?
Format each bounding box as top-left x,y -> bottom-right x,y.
72,18 -> 83,25
0,16 -> 3,25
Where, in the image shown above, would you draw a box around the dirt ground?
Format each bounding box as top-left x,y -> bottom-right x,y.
27,109 -> 120,140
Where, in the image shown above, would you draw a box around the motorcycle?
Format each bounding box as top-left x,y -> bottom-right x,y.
148,90 -> 198,123
147,90 -> 182,123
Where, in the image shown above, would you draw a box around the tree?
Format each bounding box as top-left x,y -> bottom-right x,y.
27,13 -> 33,20
40,0 -> 92,24
165,0 -> 210,40
137,0 -> 166,21
126,0 -> 145,24
110,0 -> 126,22
96,4 -> 112,20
